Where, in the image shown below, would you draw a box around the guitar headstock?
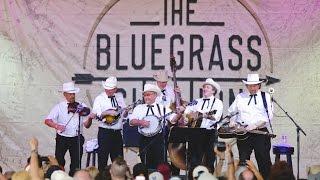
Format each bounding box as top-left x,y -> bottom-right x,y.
127,99 -> 143,110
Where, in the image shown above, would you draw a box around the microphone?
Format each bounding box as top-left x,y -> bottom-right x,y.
268,87 -> 275,101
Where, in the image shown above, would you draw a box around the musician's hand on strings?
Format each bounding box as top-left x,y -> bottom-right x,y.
140,120 -> 150,128
245,124 -> 257,131
122,108 -> 129,118
205,114 -> 215,121
88,113 -> 96,119
229,120 -> 237,127
176,106 -> 185,114
101,109 -> 117,116
174,86 -> 181,94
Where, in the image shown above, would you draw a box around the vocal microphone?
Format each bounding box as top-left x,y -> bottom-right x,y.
268,87 -> 275,101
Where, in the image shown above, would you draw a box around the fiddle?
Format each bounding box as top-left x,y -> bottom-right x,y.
67,102 -> 90,116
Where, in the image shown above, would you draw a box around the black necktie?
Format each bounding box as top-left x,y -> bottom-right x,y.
248,94 -> 257,105
146,105 -> 155,116
201,98 -> 210,110
161,89 -> 166,101
108,96 -> 117,107
161,89 -> 166,95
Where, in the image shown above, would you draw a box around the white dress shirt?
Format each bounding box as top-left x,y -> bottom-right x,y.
92,92 -> 126,130
129,102 -> 176,135
184,95 -> 223,129
155,85 -> 175,107
46,101 -> 87,137
228,90 -> 273,127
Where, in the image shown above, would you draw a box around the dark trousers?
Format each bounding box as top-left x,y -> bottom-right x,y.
237,128 -> 272,179
189,129 -> 216,173
97,127 -> 123,171
139,133 -> 165,170
55,134 -> 84,176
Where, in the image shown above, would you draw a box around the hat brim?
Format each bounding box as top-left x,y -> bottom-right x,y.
203,82 -> 221,95
153,75 -> 170,82
242,80 -> 264,85
143,89 -> 160,95
102,81 -> 117,90
58,87 -> 80,93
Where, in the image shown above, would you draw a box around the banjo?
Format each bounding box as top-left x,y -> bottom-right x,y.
139,111 -> 175,137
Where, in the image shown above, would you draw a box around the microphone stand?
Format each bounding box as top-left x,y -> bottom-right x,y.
272,97 -> 306,179
77,113 -> 81,169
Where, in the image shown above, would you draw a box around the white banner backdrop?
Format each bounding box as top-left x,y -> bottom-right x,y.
0,0 -> 320,178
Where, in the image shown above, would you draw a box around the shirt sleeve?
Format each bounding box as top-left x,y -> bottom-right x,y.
129,105 -> 141,122
214,100 -> 223,121
46,104 -> 59,122
116,93 -> 127,108
92,96 -> 102,116
228,95 -> 239,116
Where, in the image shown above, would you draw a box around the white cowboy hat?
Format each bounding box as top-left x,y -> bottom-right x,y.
153,70 -> 171,82
242,74 -> 264,85
143,83 -> 161,95
102,76 -> 117,89
203,78 -> 221,94
58,82 -> 80,93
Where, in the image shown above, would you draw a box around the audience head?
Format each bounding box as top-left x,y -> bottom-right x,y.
238,169 -> 257,180
133,163 -> 148,179
197,172 -> 218,180
269,161 -> 295,180
85,166 -> 99,179
157,163 -> 171,180
110,157 -> 131,180
51,170 -> 73,180
73,169 -> 91,180
149,171 -> 164,180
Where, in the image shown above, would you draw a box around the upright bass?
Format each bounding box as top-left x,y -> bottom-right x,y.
167,55 -> 188,170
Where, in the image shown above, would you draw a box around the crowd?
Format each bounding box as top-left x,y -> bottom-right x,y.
2,137 -> 318,180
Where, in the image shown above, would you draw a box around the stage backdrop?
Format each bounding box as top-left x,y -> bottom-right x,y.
0,0 -> 319,178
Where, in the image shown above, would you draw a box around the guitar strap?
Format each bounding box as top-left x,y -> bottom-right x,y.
209,98 -> 216,112
156,104 -> 163,117
261,91 -> 274,133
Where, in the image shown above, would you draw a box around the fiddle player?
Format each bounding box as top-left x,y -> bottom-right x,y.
227,73 -> 273,179
129,84 -> 182,169
44,82 -> 90,176
183,78 -> 223,173
85,76 -> 128,171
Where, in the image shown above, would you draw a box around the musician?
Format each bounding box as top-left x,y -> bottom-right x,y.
129,84 -> 182,169
183,78 -> 223,173
44,82 -> 90,176
85,76 -> 127,171
153,70 -> 175,107
228,73 -> 273,179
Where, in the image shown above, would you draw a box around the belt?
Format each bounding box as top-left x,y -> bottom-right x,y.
99,127 -> 121,132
